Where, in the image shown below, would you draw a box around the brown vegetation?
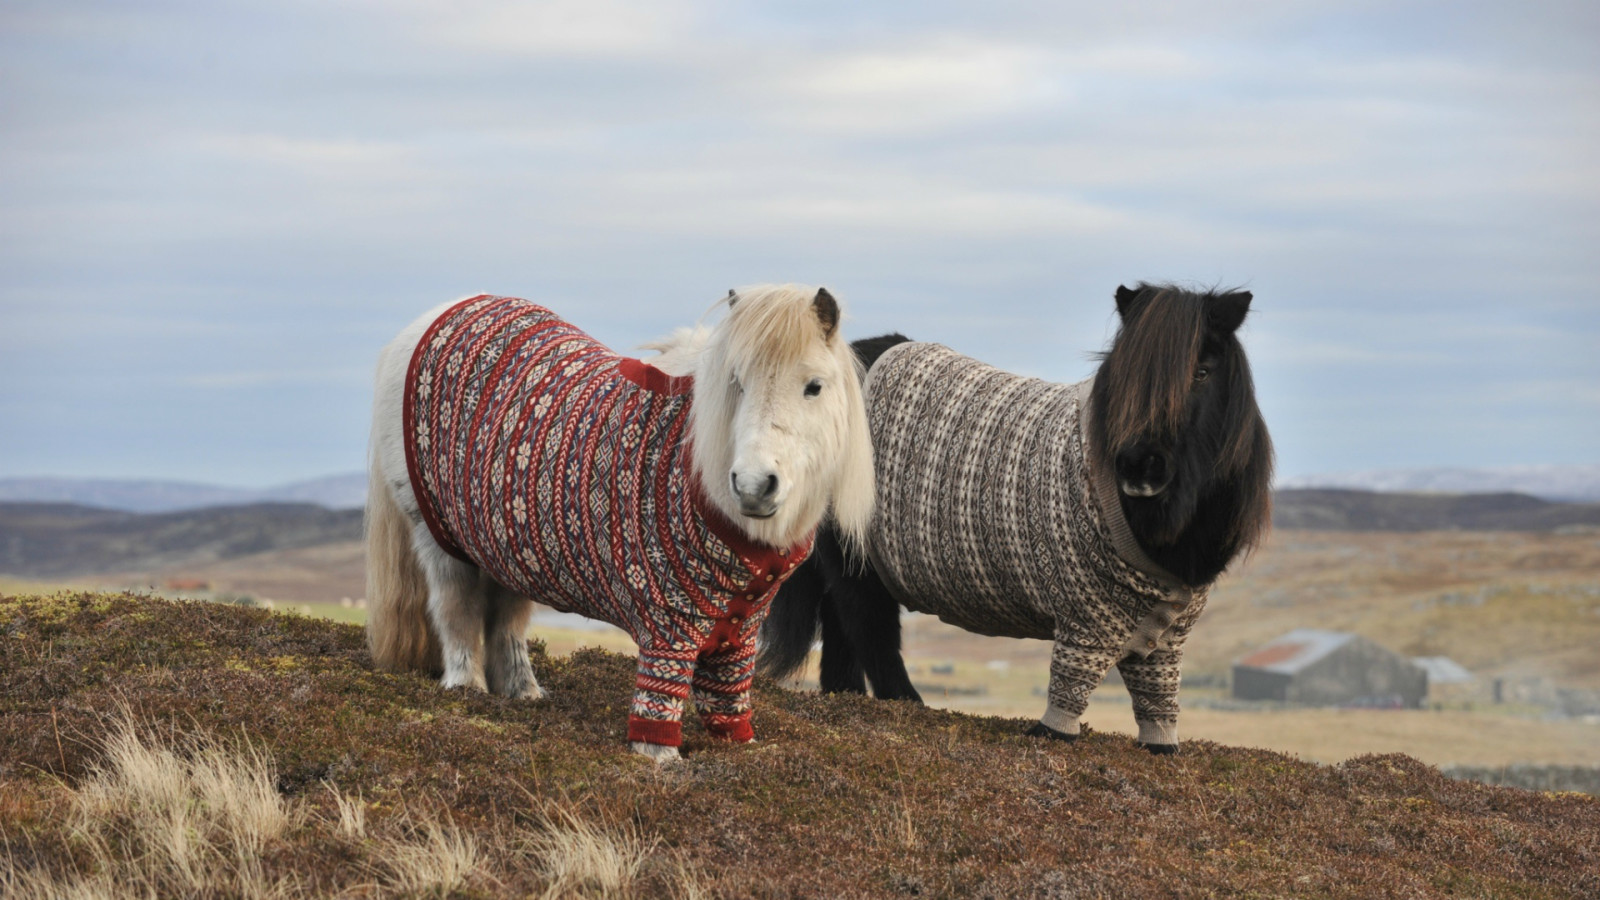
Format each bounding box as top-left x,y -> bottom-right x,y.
4,591 -> 1597,898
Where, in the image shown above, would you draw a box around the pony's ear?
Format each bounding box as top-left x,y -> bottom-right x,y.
1208,291 -> 1253,334
726,289 -> 738,307
1114,284 -> 1141,320
813,287 -> 840,339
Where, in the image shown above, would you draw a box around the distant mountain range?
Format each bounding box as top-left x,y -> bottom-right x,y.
1,464 -> 1597,512
0,473 -> 368,513
0,461 -> 1593,512
3,488 -> 1597,580
1277,464 -> 1600,503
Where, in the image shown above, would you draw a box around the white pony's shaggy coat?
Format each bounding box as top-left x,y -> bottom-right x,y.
364,286 -> 872,761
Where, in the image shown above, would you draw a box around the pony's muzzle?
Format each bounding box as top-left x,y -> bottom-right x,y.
1115,444 -> 1174,498
731,470 -> 781,518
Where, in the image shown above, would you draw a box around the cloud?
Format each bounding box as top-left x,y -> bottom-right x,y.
428,0 -> 695,58
770,37 -> 1061,134
1,0 -> 1596,483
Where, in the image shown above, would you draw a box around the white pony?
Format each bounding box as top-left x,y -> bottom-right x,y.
365,285 -> 873,761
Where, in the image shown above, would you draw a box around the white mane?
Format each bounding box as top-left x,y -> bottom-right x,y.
647,284 -> 874,552
637,326 -> 710,378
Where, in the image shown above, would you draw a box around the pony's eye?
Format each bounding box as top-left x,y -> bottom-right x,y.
1194,366 -> 1210,383
805,379 -> 823,397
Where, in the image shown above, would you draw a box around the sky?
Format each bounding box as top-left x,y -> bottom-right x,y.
2,0 -> 1596,488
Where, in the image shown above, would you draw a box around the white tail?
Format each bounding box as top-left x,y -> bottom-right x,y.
364,456 -> 440,675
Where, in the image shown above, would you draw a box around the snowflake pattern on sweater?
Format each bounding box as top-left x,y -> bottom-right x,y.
864,342 -> 1206,746
403,296 -> 812,747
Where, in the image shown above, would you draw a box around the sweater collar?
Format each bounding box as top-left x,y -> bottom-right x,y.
691,481 -> 815,577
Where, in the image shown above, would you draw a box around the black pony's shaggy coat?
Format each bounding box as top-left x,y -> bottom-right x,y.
758,284 -> 1274,729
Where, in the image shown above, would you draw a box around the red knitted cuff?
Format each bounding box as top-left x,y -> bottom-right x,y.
627,717 -> 683,747
701,713 -> 754,743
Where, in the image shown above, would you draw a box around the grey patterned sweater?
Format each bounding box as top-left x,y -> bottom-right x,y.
865,342 -> 1207,745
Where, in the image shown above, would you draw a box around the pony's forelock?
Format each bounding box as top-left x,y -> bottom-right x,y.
1096,285 -> 1205,456
720,284 -> 832,374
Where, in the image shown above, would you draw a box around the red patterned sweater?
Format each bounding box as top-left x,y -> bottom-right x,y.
404,296 -> 813,747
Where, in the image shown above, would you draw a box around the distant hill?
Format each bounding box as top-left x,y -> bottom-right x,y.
1279,464 -> 1600,503
0,502 -> 363,578
0,473 -> 367,513
1273,489 -> 1600,532
4,488 -> 1597,581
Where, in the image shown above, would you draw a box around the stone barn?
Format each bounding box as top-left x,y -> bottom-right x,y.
1232,629 -> 1428,708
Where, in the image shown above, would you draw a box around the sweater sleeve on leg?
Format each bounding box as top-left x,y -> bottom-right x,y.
692,642 -> 758,742
630,648 -> 698,747
1117,645 -> 1184,746
1044,635 -> 1120,735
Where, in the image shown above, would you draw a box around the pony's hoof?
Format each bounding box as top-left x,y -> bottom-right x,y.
1140,742 -> 1179,756
630,741 -> 682,764
441,673 -> 488,692
1025,722 -> 1078,743
509,682 -> 546,701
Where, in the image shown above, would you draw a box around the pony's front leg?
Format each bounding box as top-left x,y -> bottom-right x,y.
1116,644 -> 1184,755
692,642 -> 759,742
417,536 -> 489,692
628,648 -> 697,762
484,583 -> 544,700
1027,634 -> 1119,743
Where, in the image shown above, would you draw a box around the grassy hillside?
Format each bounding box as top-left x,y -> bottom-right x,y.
6,489 -> 1595,584
1272,489 -> 1600,531
22,525 -> 1599,772
1189,529 -> 1600,690
0,502 -> 363,579
4,592 -> 1597,898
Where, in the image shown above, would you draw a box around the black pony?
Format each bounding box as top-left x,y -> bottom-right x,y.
758,284 -> 1273,753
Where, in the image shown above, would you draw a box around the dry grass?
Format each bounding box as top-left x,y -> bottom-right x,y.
4,713 -> 299,900
4,591 -> 1597,898
1,703 -> 703,900
323,781 -> 365,839
526,805 -> 661,899
372,814 -> 483,896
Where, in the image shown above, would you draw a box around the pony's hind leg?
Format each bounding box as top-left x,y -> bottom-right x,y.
832,576 -> 922,703
816,536 -> 922,702
415,531 -> 490,691
818,592 -> 867,694
484,582 -> 544,700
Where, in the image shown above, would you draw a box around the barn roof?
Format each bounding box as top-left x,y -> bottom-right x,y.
1234,629 -> 1357,674
1411,656 -> 1473,684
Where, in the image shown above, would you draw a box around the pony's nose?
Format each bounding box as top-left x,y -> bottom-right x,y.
1115,445 -> 1174,498
730,470 -> 781,517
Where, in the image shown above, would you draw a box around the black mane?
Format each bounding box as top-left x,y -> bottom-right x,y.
1090,283 -> 1274,585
